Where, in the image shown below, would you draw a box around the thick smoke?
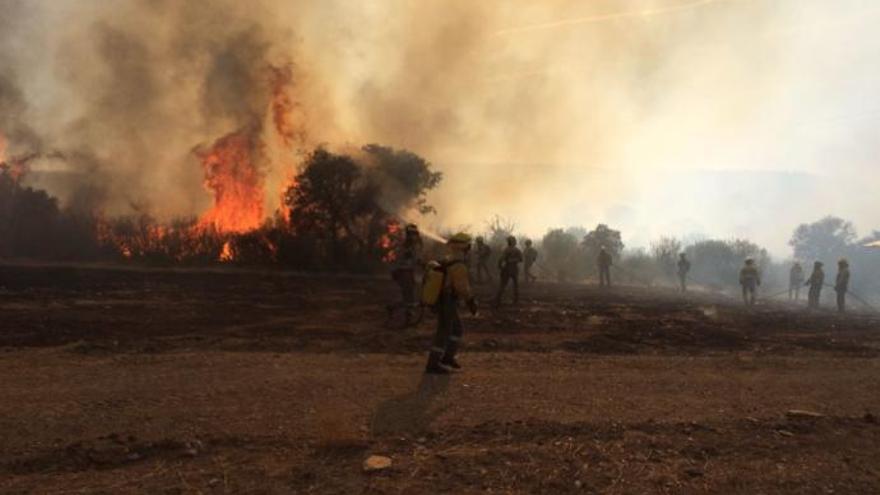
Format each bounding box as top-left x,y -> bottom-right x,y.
3,0 -> 879,255
0,1 -> 43,156
4,0 -> 325,221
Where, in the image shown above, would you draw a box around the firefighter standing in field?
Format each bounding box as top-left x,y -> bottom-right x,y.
494,236 -> 524,306
739,258 -> 761,306
806,261 -> 825,309
523,239 -> 538,285
835,259 -> 850,313
677,253 -> 691,292
789,262 -> 805,301
425,233 -> 478,375
597,246 -> 613,288
474,237 -> 492,284
388,224 -> 423,323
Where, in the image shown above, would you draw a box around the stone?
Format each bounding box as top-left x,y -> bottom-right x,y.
363,455 -> 393,473
786,410 -> 824,419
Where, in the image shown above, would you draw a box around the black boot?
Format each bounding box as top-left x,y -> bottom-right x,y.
441,356 -> 461,370
425,353 -> 449,375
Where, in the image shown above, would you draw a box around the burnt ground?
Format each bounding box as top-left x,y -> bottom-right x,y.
0,262 -> 879,494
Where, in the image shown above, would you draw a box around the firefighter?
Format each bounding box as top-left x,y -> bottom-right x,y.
805,261 -> 825,309
677,253 -> 691,292
789,262 -> 805,301
474,237 -> 492,284
425,232 -> 478,375
523,239 -> 538,285
597,246 -> 613,288
835,259 -> 850,313
388,223 -> 423,323
494,236 -> 524,306
739,258 -> 761,306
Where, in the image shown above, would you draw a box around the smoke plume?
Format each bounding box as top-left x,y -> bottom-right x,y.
2,0 -> 879,255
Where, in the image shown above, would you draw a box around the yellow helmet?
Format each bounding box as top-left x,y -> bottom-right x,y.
448,232 -> 472,245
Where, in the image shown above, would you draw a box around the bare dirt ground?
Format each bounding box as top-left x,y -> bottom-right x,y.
1,263 -> 879,494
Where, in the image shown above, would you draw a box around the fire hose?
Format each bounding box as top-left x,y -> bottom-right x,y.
823,282 -> 880,314
762,283 -> 879,314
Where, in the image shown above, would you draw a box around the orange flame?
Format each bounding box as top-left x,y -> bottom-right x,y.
380,220 -> 402,263
95,219 -> 171,260
80,63 -> 310,264
196,129 -> 265,234
219,240 -> 234,262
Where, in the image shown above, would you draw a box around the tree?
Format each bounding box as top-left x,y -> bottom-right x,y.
582,224 -> 624,274
618,248 -> 661,286
541,228 -> 582,282
0,174 -> 63,259
789,216 -> 856,263
485,215 -> 516,248
362,144 -> 442,215
285,148 -> 368,258
651,236 -> 682,279
684,238 -> 771,291
685,240 -> 739,290
730,239 -> 770,267
283,146 -> 441,269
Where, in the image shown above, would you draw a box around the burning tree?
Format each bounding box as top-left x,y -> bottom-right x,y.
282,145 -> 441,270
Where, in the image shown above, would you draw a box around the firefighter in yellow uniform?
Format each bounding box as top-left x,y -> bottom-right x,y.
494,236 -> 524,306
425,232 -> 478,375
739,258 -> 761,306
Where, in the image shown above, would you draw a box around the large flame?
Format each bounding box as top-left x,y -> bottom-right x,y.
3,63 -> 310,264
196,129 -> 265,234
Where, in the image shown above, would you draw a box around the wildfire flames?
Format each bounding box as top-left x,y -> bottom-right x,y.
196,129 -> 265,234
91,64 -> 305,263
219,241 -> 235,262
3,60 -> 406,268
380,221 -> 402,263
186,64 -> 304,260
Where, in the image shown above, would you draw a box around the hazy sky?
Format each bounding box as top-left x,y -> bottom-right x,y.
2,0 -> 879,257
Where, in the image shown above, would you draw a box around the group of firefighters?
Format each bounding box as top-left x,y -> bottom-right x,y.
675,253 -> 851,311
388,224 -> 857,375
786,259 -> 851,312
